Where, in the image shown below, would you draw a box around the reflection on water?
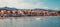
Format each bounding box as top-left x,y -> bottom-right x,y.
0,16 -> 60,27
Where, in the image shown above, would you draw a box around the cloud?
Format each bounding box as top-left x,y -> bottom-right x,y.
55,8 -> 58,9
0,0 -> 50,9
54,7 -> 60,10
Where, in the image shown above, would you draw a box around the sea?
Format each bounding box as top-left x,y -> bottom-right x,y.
0,16 -> 60,27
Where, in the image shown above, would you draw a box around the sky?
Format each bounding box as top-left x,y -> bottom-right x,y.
0,0 -> 60,10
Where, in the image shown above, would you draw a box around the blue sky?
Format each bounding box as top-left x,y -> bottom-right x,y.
0,0 -> 60,10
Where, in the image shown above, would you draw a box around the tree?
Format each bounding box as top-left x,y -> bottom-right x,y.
58,11 -> 60,14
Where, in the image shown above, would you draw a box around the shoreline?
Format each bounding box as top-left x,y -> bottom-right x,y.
0,16 -> 60,19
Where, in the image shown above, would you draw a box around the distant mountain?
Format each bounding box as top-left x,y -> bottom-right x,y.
0,7 -> 18,10
34,8 -> 56,12
0,7 -> 56,12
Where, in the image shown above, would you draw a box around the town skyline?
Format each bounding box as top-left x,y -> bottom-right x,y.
0,7 -> 60,17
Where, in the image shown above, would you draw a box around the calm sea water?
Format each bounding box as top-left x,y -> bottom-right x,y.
0,16 -> 60,27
